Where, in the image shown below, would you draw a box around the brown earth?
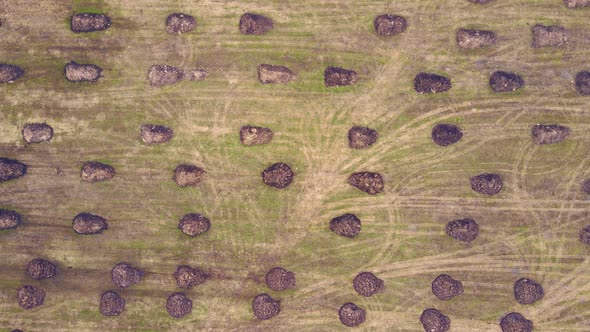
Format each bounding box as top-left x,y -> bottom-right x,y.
166,13 -> 196,34
239,125 -> 273,146
324,66 -> 358,87
72,212 -> 108,235
0,158 -> 27,182
166,293 -> 192,319
71,13 -> 111,33
173,265 -> 209,289
239,13 -> 273,35
575,71 -> 590,95
532,124 -> 570,145
470,173 -> 503,195
0,64 -> 25,83
252,293 -> 280,320
353,272 -> 385,297
25,258 -> 56,280
431,274 -> 464,301
532,24 -> 569,48
262,163 -> 294,189
329,213 -> 361,238
22,123 -> 53,144
348,126 -> 378,149
173,164 -> 206,187
348,172 -> 384,195
445,218 -> 479,242
99,291 -> 126,316
257,64 -> 295,84
500,312 -> 533,332
16,285 -> 45,310
64,61 -> 102,83
111,262 -> 142,290
514,278 -> 544,304
414,73 -> 451,94
431,124 -> 463,146
80,161 -> 115,183
456,29 -> 497,49
140,124 -> 174,145
0,209 -> 22,230
489,71 -> 524,93
420,308 -> 450,332
338,302 -> 366,327
178,213 -> 211,237
373,14 -> 407,36
265,267 -> 296,291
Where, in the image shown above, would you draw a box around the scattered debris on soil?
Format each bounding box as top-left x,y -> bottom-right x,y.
564,0 -> 590,8
71,13 -> 111,33
324,66 -> 358,87
265,267 -> 296,291
330,213 -> 361,238
338,302 -> 366,327
456,28 -> 497,49
0,64 -> 25,83
173,265 -> 209,289
431,124 -> 463,146
0,158 -> 27,182
373,14 -> 407,36
81,161 -> 115,183
489,71 -> 524,93
22,123 -> 53,144
252,293 -> 280,320
173,164 -> 206,187
64,61 -> 102,82
239,125 -> 273,146
500,312 -> 533,332
25,258 -> 56,280
432,274 -> 463,301
0,209 -> 22,230
72,212 -> 108,235
262,163 -> 294,189
257,64 -> 295,84
239,13 -> 273,35
148,65 -> 184,87
445,218 -> 479,242
531,124 -> 570,145
99,291 -> 126,316
16,285 -> 45,310
183,69 -> 208,81
514,278 -> 544,304
414,73 -> 451,94
353,272 -> 385,297
111,262 -> 142,289
166,13 -> 196,34
532,24 -> 569,48
579,226 -> 590,245
140,124 -> 174,145
348,172 -> 384,195
470,173 -> 503,195
420,308 -> 451,332
166,293 -> 192,319
178,213 -> 210,237
575,71 -> 590,95
348,126 -> 378,149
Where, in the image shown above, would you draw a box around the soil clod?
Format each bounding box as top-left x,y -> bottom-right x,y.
265,267 -> 296,291
262,163 -> 294,189
166,13 -> 196,34
111,263 -> 142,290
579,226 -> 590,245
173,265 -> 208,289
148,65 -> 184,87
470,173 -> 503,195
348,126 -> 378,149
22,123 -> 53,144
575,71 -> 590,95
16,285 -> 45,310
258,64 -> 295,84
420,308 -> 451,332
432,274 -> 463,301
0,158 -> 27,182
489,71 -> 524,93
348,172 -> 384,195
564,0 -> 590,8
500,312 -> 533,332
324,66 -> 358,87
65,61 -> 102,82
25,258 -> 56,280
532,24 -> 569,48
252,293 -> 280,320
81,161 -> 115,183
99,291 -> 126,316
414,73 -> 451,94
0,64 -> 25,83
239,125 -> 273,146
456,29 -> 497,49
141,124 -> 174,145
445,218 -> 479,242
178,213 -> 210,237
0,209 -> 22,230
173,164 -> 206,187
338,302 -> 366,327
514,278 -> 544,304
330,213 -> 361,238
166,293 -> 192,319
239,13 -> 273,35
72,212 -> 108,235
532,124 -> 570,145
71,13 -> 111,33
353,272 -> 385,297
373,14 -> 407,36
431,124 -> 463,146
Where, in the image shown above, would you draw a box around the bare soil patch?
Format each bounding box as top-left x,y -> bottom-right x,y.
99,291 -> 126,316
258,64 -> 295,84
239,13 -> 273,35
25,258 -> 56,280
338,302 -> 366,327
532,24 -> 569,48
373,14 -> 407,36
431,124 -> 463,146
0,64 -> 24,83
16,285 -> 45,310
324,67 -> 358,87
252,293 -> 280,320
489,71 -> 524,93
532,124 -> 570,145
65,61 -> 102,82
71,13 -> 111,33
22,123 -> 53,144
500,312 -> 533,332
72,212 -> 108,235
348,126 -> 378,149
414,73 -> 451,94
140,124 -> 174,145
348,172 -> 384,195
420,308 -> 450,332
173,164 -> 206,187
240,125 -> 273,146
166,13 -> 196,34
470,173 -> 503,195
166,293 -> 192,319
0,209 -> 22,230
0,158 -> 27,182
575,71 -> 590,95
178,213 -> 210,237
456,29 -> 496,49
81,161 -> 115,183
111,262 -> 142,290
514,278 -> 544,304
265,267 -> 296,291
173,265 -> 209,289
445,218 -> 479,242
262,163 -> 294,189
330,213 -> 361,238
431,274 -> 463,301
353,272 -> 384,297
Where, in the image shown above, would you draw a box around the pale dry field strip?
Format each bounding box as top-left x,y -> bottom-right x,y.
0,0 -> 590,331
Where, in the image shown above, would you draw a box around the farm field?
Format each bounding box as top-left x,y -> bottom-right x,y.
1,0 -> 590,331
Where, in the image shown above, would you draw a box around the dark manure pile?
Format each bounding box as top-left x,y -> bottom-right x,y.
374,14 -> 407,36
166,293 -> 192,319
99,291 -> 126,316
580,226 -> 590,245
564,0 -> 590,8
414,73 -> 451,94
353,272 -> 384,297
111,262 -> 142,289
239,13 -> 273,35
445,218 -> 479,242
575,71 -> 590,95
64,61 -> 102,82
239,125 -> 273,146
489,71 -> 524,93
532,24 -> 569,48
348,172 -> 384,195
513,278 -> 544,304
166,13 -> 196,34
432,274 -> 463,301
467,0 -> 495,3
431,124 -> 463,146
0,158 -> 27,182
470,173 -> 503,195
0,209 -> 22,230
532,124 -> 570,145
330,213 -> 361,238
324,66 -> 358,87
581,179 -> 590,194
148,64 -> 184,87
338,302 -> 366,327
265,267 -> 296,291
456,28 -> 496,49
173,164 -> 206,187
25,258 -> 56,280
141,124 -> 174,145
258,64 -> 295,84
500,312 -> 533,332
348,126 -> 378,149
0,64 -> 25,83
252,293 -> 280,320
71,13 -> 111,33
262,163 -> 294,189
22,123 -> 53,144
72,212 -> 108,234
173,265 -> 208,289
178,213 -> 210,237
81,161 -> 115,183
17,285 -> 45,310
420,308 -> 450,332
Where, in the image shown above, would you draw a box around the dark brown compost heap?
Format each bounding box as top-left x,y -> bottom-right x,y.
140,124 -> 174,145
445,218 -> 479,242
16,285 -> 45,309
64,61 -> 102,82
99,291 -> 126,316
353,272 -> 385,297
532,24 -> 569,48
262,163 -> 294,189
330,213 -> 361,238
431,124 -> 463,146
348,126 -> 378,149
252,293 -> 280,320
564,0 -> 590,8
25,258 -> 56,280
374,14 -> 407,36
580,226 -> 590,245
575,71 -> 590,95
324,67 -> 358,87
0,64 -> 25,83
166,293 -> 192,318
173,265 -> 208,289
239,125 -> 273,146
80,161 -> 115,183
414,73 -> 451,94
500,312 -> 533,332
178,213 -> 210,237
338,302 -> 366,327
265,267 -> 296,291
239,13 -> 273,35
420,308 -> 451,332
173,164 -> 206,187
72,212 -> 108,234
71,13 -> 111,33
258,64 -> 295,84
348,172 -> 384,195
513,278 -> 544,304
0,158 -> 27,182
489,71 -> 524,93
456,29 -> 496,49
111,263 -> 142,289
148,65 -> 184,87
166,13 -> 196,34
0,209 -> 22,230
431,274 -> 463,300
532,124 -> 570,145
470,173 -> 503,195
22,123 -> 53,144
